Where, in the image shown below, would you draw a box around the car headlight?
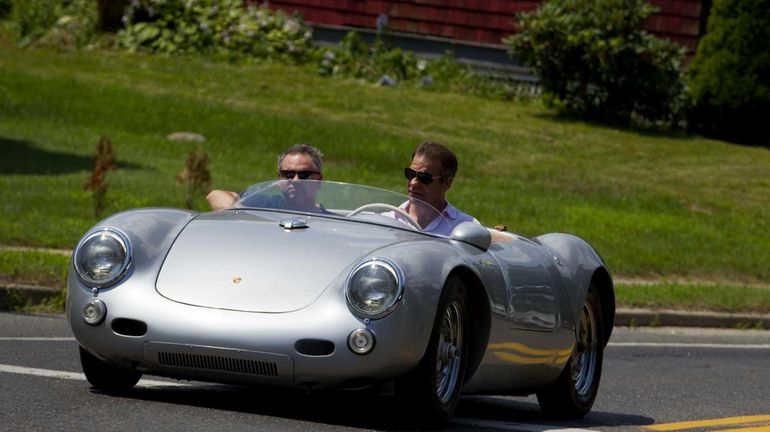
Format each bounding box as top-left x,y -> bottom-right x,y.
73,228 -> 132,288
345,258 -> 403,319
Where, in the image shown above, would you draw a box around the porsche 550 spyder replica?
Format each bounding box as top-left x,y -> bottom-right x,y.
68,180 -> 615,425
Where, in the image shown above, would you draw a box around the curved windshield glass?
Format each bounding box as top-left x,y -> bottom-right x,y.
235,180 -> 447,233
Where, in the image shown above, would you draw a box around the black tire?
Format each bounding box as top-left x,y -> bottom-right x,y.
397,276 -> 469,427
79,346 -> 141,392
537,283 -> 604,418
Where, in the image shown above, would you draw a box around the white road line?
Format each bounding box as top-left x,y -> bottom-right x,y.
0,364 -> 189,387
608,342 -> 770,349
0,337 -> 75,341
454,418 -> 595,431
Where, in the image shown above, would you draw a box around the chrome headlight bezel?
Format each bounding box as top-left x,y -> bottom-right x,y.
73,228 -> 132,289
345,257 -> 404,319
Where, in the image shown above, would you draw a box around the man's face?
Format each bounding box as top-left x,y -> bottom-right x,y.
406,154 -> 451,211
277,153 -> 322,209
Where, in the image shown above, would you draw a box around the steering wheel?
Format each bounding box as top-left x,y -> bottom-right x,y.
346,203 -> 421,230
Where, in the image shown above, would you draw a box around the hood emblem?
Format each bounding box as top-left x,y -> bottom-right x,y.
232,276 -> 242,284
280,217 -> 309,230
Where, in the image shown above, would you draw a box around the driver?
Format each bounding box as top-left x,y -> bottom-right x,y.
401,141 -> 479,235
207,144 -> 324,211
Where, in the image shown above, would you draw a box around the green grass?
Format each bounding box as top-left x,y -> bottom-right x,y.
0,249 -> 70,289
1,45 -> 769,312
616,283 -> 770,313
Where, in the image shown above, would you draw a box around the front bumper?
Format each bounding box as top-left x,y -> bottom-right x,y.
67,274 -> 433,390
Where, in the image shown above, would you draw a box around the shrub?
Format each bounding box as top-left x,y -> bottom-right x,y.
687,0 -> 770,146
0,0 -> 11,20
317,31 -> 426,82
177,145 -> 211,210
84,136 -> 118,217
6,0 -> 97,48
118,0 -> 314,64
505,0 -> 686,127
8,0 -> 60,45
317,31 -> 526,100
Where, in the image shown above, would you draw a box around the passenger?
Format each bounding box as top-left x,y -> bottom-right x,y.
402,141 -> 479,235
206,144 -> 324,211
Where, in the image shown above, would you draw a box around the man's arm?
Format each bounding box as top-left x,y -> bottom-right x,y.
206,190 -> 239,210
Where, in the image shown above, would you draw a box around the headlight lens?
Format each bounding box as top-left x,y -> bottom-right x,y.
74,228 -> 132,288
345,258 -> 403,318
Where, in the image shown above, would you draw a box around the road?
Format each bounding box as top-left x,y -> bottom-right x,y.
1,312 -> 768,432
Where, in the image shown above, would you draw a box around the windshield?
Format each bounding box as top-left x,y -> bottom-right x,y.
234,180 -> 447,233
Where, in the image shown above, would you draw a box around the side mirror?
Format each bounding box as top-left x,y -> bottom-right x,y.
449,221 -> 491,251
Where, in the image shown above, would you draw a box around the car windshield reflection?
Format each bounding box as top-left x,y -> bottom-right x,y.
234,180 -> 447,233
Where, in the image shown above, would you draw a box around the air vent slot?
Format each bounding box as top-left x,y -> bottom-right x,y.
295,339 -> 335,356
157,352 -> 278,377
112,318 -> 148,336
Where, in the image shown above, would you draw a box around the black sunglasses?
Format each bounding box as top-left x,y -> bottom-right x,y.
404,167 -> 445,185
279,170 -> 319,180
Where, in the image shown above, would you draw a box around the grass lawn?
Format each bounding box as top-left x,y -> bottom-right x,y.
1,45 -> 769,312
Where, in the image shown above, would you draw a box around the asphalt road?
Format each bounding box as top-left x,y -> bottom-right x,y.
1,312 -> 769,432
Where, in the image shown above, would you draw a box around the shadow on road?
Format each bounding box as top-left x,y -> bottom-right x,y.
93,383 -> 654,431
457,395 -> 655,429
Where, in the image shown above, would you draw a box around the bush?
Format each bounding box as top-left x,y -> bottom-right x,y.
84,136 -> 118,217
317,31 -> 427,82
505,0 -> 686,127
0,0 -> 11,20
177,144 -> 211,210
687,0 -> 770,146
8,0 -> 60,45
6,0 -> 97,48
118,0 -> 314,64
317,31 -> 527,100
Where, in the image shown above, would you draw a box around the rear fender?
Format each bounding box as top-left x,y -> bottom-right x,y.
536,233 -> 614,345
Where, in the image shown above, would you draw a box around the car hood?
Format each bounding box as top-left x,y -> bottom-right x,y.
156,211 -> 416,313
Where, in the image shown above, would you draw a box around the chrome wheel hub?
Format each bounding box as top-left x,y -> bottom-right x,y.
571,301 -> 598,396
435,300 -> 463,404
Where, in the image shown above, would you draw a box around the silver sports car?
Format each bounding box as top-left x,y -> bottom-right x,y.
68,180 -> 615,425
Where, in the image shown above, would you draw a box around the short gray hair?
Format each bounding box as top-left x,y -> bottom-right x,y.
277,144 -> 324,172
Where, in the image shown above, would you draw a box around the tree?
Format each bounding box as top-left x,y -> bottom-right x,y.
505,0 -> 686,127
687,0 -> 770,146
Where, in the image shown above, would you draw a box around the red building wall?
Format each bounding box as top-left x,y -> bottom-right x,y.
265,0 -> 705,52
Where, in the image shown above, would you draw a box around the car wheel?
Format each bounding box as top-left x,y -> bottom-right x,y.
79,346 -> 141,392
537,283 -> 604,418
397,276 -> 469,426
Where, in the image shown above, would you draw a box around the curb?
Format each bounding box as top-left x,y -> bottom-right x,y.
615,308 -> 769,329
0,284 -> 61,311
1,284 -> 769,329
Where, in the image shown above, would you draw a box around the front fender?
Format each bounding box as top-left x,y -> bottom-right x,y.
67,208 -> 198,311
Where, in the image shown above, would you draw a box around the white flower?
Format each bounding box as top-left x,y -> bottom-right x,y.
283,19 -> 300,34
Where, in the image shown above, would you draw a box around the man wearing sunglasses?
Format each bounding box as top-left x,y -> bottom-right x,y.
402,140 -> 479,235
207,144 -> 324,211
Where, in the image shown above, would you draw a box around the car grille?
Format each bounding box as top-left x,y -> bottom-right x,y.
144,342 -> 291,380
157,351 -> 278,377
